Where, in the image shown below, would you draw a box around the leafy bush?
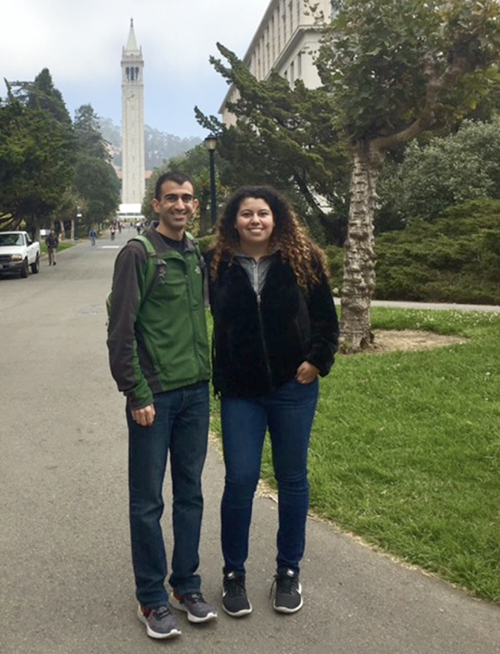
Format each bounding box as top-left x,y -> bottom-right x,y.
377,117 -> 500,227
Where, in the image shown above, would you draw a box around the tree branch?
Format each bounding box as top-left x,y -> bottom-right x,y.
373,55 -> 469,151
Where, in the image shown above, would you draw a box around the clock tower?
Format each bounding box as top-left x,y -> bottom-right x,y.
121,19 -> 145,205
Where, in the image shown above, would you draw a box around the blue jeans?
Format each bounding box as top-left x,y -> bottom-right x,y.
127,381 -> 209,608
220,377 -> 319,575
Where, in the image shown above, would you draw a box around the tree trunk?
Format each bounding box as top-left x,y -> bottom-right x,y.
70,218 -> 75,241
340,141 -> 384,352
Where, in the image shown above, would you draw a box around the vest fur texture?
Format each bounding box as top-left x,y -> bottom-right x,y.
208,252 -> 339,398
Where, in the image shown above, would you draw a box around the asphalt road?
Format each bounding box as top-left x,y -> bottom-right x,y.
1,229 -> 500,654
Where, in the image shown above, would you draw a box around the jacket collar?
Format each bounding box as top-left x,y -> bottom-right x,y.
145,223 -> 197,254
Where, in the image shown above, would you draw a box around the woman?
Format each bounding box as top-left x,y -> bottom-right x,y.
207,186 -> 339,617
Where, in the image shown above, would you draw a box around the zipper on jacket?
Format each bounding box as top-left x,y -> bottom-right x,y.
252,260 -> 259,294
184,251 -> 204,377
256,293 -> 273,390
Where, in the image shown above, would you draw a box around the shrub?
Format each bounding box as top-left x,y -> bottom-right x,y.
374,199 -> 500,304
329,199 -> 500,304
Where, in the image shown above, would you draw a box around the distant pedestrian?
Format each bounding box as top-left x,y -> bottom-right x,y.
89,228 -> 97,246
110,224 -> 117,241
45,229 -> 58,266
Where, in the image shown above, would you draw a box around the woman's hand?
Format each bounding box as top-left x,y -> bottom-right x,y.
131,404 -> 156,427
295,361 -> 320,384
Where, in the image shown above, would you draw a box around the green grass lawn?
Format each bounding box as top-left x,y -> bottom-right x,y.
40,241 -> 76,255
212,308 -> 500,603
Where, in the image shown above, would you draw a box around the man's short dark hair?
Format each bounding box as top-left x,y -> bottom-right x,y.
155,172 -> 194,200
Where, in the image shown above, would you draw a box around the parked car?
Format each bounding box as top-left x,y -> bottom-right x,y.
0,231 -> 41,277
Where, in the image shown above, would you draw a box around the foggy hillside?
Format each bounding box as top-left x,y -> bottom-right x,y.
99,117 -> 201,170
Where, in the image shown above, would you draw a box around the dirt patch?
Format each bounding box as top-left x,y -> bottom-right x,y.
368,329 -> 468,353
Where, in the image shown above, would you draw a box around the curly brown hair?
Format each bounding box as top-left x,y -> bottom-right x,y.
210,186 -> 328,290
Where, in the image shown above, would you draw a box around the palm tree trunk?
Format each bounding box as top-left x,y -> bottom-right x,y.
340,141 -> 383,352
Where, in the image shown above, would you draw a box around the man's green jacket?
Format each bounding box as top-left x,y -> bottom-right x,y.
107,225 -> 210,410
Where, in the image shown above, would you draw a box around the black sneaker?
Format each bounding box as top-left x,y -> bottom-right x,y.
222,571 -> 252,617
273,569 -> 303,614
137,604 -> 182,639
170,591 -> 217,623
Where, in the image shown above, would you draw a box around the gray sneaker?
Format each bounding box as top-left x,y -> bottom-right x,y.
137,604 -> 182,639
170,592 -> 218,623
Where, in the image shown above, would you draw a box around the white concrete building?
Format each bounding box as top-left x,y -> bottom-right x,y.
220,0 -> 332,126
121,19 -> 145,207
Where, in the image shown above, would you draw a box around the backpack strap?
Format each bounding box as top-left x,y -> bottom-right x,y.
186,232 -> 209,308
129,235 -> 166,306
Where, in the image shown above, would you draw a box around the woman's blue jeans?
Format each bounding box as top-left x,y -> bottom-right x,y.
220,377 -> 319,575
127,381 -> 209,608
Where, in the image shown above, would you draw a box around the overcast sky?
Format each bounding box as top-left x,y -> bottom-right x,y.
1,0 -> 271,138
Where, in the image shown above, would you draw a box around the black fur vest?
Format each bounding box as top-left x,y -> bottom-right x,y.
207,252 -> 339,398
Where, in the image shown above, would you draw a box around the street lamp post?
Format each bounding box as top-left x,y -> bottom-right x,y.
204,135 -> 217,227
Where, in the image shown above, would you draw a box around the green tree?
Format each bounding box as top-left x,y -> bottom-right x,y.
71,104 -> 120,230
73,155 -> 120,229
0,86 -> 75,236
25,68 -> 73,129
195,51 -> 350,243
74,104 -> 111,161
313,0 -> 500,350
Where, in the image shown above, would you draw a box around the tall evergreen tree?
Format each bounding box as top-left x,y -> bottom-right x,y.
26,68 -> 73,127
72,104 -> 119,228
195,52 -> 350,243
0,78 -> 75,235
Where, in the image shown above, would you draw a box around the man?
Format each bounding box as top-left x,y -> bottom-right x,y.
107,172 -> 216,640
89,228 -> 97,246
45,228 -> 58,265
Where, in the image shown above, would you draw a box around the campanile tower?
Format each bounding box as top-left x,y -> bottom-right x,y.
121,19 -> 145,205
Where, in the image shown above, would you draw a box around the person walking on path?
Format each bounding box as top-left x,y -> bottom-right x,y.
89,228 -> 97,246
107,172 -> 216,640
206,186 -> 339,618
45,229 -> 58,266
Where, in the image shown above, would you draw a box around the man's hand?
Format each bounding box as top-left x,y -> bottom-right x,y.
131,404 -> 156,427
295,361 -> 320,385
